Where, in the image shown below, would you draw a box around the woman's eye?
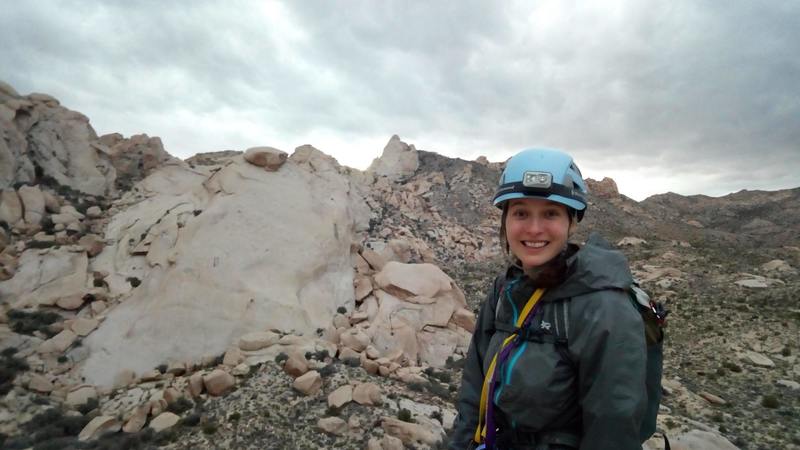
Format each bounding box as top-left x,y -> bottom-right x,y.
545,210 -> 560,218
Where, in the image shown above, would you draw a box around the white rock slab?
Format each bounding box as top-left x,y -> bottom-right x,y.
82,154 -> 369,386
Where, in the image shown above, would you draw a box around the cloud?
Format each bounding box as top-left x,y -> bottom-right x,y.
1,0 -> 798,200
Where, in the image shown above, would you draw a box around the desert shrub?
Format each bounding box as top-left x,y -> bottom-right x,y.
424,368 -> 452,384
762,395 -> 780,409
306,349 -> 330,361
202,422 -> 218,435
343,357 -> 360,368
167,397 -> 193,415
2,435 -> 33,449
76,397 -> 99,415
153,429 -> 177,445
275,352 -> 289,364
73,198 -> 100,215
445,356 -> 465,370
212,354 -> 225,366
31,396 -> 50,406
722,361 -> 742,373
0,348 -> 30,395
7,309 -> 61,336
180,413 -> 201,427
397,408 -> 413,423
14,407 -> 92,450
228,412 -> 241,422
26,241 -> 57,250
318,364 -> 336,377
408,382 -> 425,392
425,380 -> 452,400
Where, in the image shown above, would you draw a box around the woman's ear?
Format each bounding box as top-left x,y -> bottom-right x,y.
568,216 -> 578,236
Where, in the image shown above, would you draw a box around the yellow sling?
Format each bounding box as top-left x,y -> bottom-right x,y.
473,287 -> 546,443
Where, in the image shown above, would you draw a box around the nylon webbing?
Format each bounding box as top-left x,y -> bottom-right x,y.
474,287 -> 546,447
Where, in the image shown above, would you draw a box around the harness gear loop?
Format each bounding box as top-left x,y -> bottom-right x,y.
473,287 -> 546,447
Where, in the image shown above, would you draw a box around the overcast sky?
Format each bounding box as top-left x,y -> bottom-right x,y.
2,1 -> 798,200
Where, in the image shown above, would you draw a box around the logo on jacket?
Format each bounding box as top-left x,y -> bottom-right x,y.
540,321 -> 552,331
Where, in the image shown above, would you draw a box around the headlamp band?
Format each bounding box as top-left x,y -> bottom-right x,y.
493,181 -> 586,207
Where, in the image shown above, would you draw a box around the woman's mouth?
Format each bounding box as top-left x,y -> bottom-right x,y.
522,241 -> 548,248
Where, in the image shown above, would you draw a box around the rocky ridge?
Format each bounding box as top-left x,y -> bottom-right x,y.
0,83 -> 798,449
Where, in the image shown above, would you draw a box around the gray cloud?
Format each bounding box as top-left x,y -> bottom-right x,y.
1,0 -> 798,199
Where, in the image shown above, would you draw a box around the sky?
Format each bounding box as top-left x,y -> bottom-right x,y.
1,1 -> 798,200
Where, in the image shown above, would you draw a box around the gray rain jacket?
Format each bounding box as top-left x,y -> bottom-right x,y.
449,233 -> 647,450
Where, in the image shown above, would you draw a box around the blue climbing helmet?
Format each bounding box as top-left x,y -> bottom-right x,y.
493,148 -> 589,222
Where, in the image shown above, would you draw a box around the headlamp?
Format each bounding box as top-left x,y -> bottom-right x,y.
522,171 -> 552,188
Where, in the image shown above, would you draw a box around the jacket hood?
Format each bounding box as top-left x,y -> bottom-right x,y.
555,232 -> 633,299
506,232 -> 633,302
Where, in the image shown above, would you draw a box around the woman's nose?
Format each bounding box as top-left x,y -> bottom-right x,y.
522,217 -> 544,233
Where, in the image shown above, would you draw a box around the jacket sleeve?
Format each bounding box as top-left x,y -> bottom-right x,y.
448,277 -> 501,450
570,290 -> 647,450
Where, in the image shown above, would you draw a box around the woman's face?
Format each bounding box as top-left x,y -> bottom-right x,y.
505,198 -> 573,270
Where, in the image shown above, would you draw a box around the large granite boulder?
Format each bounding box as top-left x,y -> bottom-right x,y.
0,83 -> 116,196
82,147 -> 370,386
0,246 -> 89,308
367,135 -> 419,182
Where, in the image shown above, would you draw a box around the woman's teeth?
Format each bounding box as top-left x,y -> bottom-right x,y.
523,241 -> 547,248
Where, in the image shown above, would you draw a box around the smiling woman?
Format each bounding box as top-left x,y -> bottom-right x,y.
449,148 -> 659,450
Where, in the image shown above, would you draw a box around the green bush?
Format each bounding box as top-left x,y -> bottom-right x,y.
167,397 -> 193,415
76,398 -> 99,415
762,395 -> 780,409
7,309 -> 61,336
397,408 -> 413,423
0,349 -> 30,396
26,241 -> 58,250
722,361 -> 742,373
343,357 -> 360,368
180,413 -> 201,427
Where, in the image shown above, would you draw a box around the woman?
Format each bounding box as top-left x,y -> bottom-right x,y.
449,148 -> 648,450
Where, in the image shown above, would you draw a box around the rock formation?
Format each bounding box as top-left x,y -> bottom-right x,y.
82,148 -> 370,386
367,135 -> 420,182
0,84 -> 116,196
